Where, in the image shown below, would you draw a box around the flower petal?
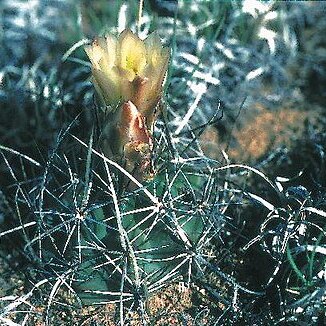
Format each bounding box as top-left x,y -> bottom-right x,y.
85,41 -> 105,70
92,68 -> 121,106
104,35 -> 117,67
144,32 -> 164,66
117,29 -> 147,76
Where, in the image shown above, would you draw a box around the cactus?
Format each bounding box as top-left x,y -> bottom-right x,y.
30,119 -> 212,306
17,28 -> 215,306
73,156 -> 209,304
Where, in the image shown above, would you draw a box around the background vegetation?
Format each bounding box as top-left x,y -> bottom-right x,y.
0,0 -> 325,324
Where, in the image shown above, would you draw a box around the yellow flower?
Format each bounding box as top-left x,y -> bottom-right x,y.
85,29 -> 169,182
85,29 -> 170,127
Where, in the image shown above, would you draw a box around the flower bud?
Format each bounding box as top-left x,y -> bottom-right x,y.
100,101 -> 153,181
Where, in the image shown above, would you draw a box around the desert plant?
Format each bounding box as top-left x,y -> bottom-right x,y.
1,1 -> 326,325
